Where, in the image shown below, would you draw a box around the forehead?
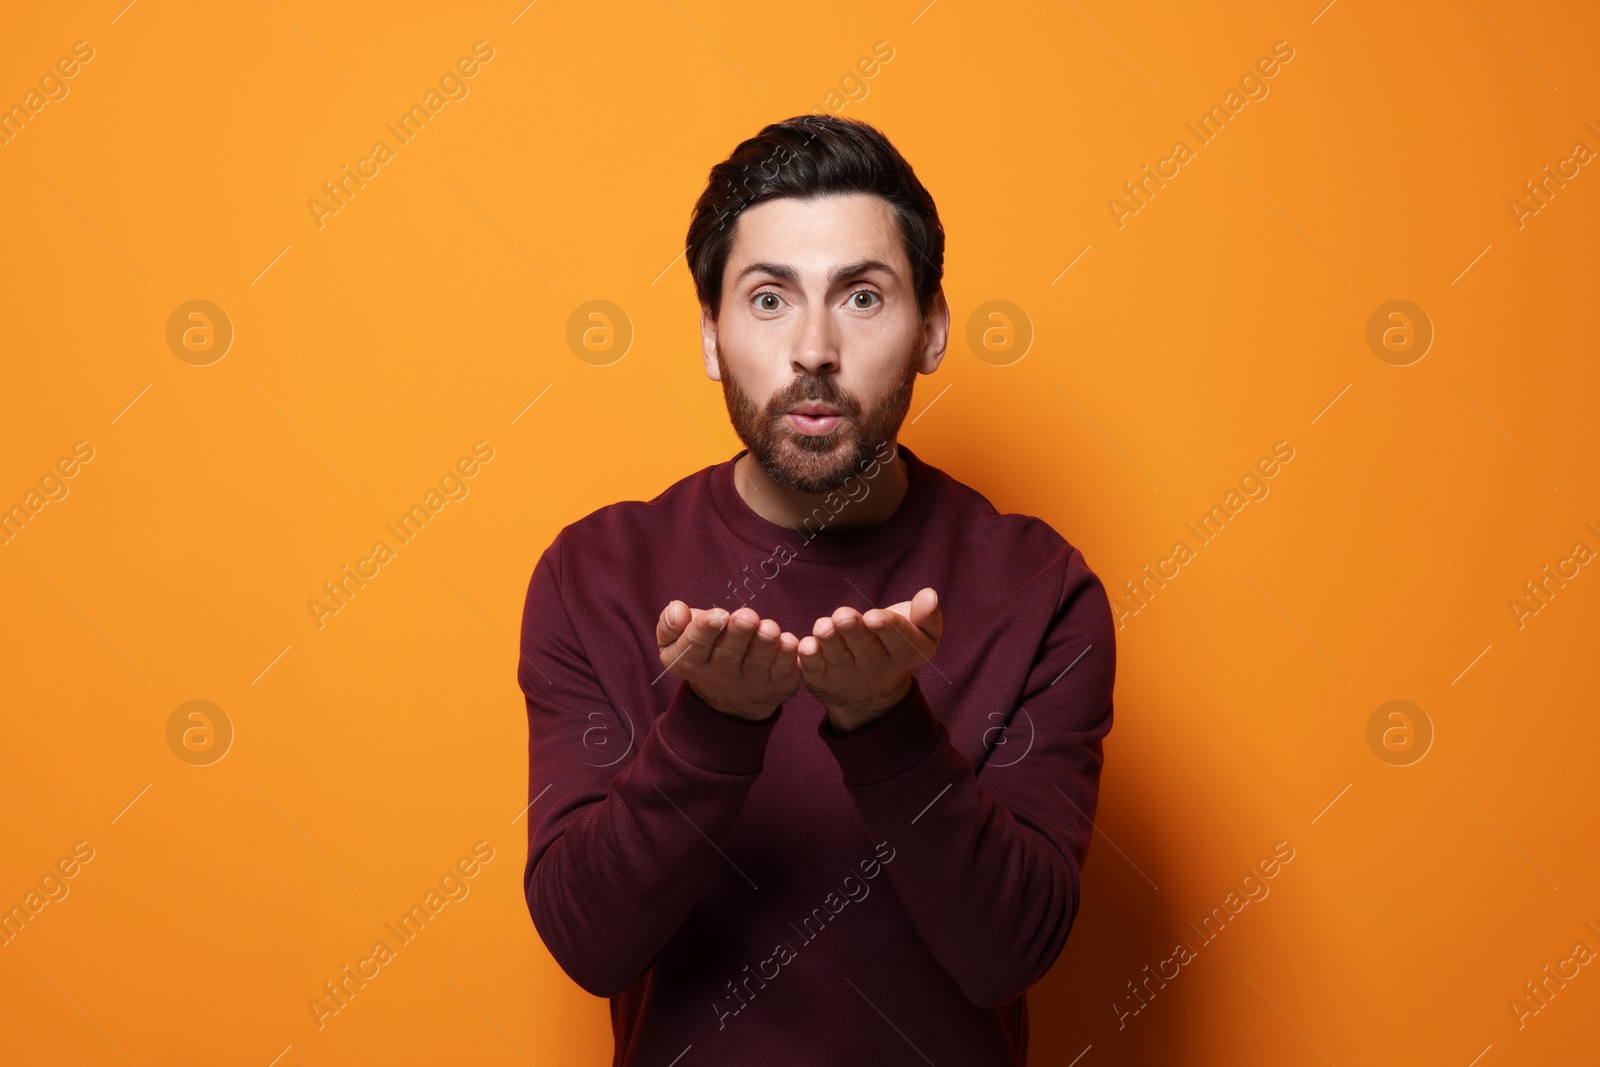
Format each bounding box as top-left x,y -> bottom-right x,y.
724,193 -> 907,278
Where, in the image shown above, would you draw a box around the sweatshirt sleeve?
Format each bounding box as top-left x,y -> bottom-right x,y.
520,534 -> 785,999
816,545 -> 1116,1009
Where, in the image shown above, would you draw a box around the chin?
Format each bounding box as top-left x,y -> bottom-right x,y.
768,436 -> 859,492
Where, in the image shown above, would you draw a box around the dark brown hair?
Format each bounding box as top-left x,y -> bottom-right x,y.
685,114 -> 945,321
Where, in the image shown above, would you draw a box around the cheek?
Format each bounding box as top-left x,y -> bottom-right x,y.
717,341 -> 785,406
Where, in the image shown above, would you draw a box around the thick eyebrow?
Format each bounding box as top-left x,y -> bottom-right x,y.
732,258 -> 900,287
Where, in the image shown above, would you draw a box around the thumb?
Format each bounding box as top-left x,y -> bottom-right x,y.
910,587 -> 943,642
656,600 -> 687,648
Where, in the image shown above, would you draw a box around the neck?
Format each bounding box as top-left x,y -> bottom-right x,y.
733,443 -> 909,533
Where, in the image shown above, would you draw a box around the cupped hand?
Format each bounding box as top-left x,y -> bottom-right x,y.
657,602 -> 801,722
798,587 -> 943,733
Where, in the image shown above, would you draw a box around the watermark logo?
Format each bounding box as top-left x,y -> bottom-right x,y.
566,299 -> 632,366
966,299 -> 1032,366
1365,300 -> 1432,367
1365,699 -> 1432,766
982,707 -> 1035,768
166,300 -> 233,366
167,700 -> 233,766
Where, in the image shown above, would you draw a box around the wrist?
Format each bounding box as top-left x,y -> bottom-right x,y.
825,676 -> 914,734
692,682 -> 780,723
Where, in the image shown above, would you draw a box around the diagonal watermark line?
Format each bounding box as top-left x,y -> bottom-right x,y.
1451,643 -> 1492,685
444,576 -> 551,685
111,783 -> 152,824
910,0 -> 938,23
911,782 -> 953,824
253,783 -> 360,890
43,575 -> 151,683
1050,643 -> 1093,685
1310,383 -> 1351,424
652,623 -> 716,686
1067,1045 -> 1093,1067
444,976 -> 536,1064
445,177 -> 551,283
908,382 -> 952,426
1451,243 -> 1492,285
252,244 -> 292,285
510,0 -> 539,23
1450,381 -> 1557,489
649,380 -> 733,464
251,382 -> 360,489
1054,781 -> 1158,890
111,0 -> 139,22
265,1044 -> 293,1067
1310,0 -> 1337,23
511,383 -> 554,424
1451,782 -> 1558,890
111,383 -> 152,424
1243,576 -> 1352,684
662,0 -> 758,88
44,979 -> 136,1065
1311,783 -> 1351,824
1465,1044 -> 1492,1067
653,784 -> 757,888
651,247 -> 687,286
841,576 -> 952,685
264,0 -> 359,88
1051,243 -> 1093,284
512,782 -> 553,824
1244,176 -> 1351,284
1050,381 -> 1158,489
1462,0 -> 1558,89
846,977 -> 936,1064
1245,976 -> 1336,1065
1064,0 -> 1157,88
251,644 -> 293,685
44,177 -> 151,284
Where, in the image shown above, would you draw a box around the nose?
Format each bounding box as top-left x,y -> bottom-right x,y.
790,300 -> 840,378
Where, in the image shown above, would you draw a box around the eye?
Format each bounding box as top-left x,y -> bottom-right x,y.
753,291 -> 784,312
847,289 -> 881,310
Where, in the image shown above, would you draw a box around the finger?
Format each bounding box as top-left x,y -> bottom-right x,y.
710,607 -> 760,669
832,607 -> 888,667
673,607 -> 729,668
743,617 -> 781,671
770,631 -> 802,684
811,614 -> 854,668
797,633 -> 828,679
868,605 -> 938,668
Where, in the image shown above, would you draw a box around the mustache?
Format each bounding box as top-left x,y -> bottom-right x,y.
768,379 -> 860,418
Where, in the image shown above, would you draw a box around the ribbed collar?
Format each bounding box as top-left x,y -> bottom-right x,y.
709,442 -> 941,563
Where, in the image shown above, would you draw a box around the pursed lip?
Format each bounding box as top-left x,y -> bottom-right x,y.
787,403 -> 841,416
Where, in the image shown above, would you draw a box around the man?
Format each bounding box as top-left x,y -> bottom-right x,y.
519,114 -> 1115,1066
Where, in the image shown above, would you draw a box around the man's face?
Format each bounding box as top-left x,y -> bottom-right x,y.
702,192 -> 949,494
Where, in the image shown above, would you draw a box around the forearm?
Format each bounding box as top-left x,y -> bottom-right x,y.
526,680 -> 782,998
819,678 -> 1084,1009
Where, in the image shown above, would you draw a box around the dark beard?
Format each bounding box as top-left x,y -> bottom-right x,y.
716,341 -> 918,494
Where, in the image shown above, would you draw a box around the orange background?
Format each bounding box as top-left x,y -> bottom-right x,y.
2,1 -> 1597,1064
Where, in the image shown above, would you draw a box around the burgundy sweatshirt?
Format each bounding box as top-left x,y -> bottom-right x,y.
519,443 -> 1116,1066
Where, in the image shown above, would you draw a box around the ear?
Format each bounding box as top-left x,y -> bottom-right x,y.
916,290 -> 951,375
700,305 -> 722,381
